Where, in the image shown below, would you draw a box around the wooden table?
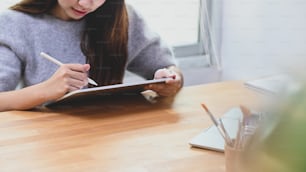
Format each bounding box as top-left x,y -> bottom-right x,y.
0,81 -> 263,172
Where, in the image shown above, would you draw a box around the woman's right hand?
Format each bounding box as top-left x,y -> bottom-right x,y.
42,63 -> 90,101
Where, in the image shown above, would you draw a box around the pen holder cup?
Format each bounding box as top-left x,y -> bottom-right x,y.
224,144 -> 244,172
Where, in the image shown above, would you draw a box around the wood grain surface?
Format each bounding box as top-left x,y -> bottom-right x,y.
0,81 -> 263,172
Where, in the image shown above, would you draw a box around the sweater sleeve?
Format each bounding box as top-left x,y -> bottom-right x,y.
126,5 -> 177,80
0,10 -> 24,91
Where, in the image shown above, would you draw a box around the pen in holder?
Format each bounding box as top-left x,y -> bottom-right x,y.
225,124 -> 257,172
225,106 -> 262,172
201,104 -> 262,172
224,140 -> 243,172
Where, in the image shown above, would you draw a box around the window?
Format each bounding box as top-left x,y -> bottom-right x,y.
126,0 -> 205,58
126,0 -> 222,68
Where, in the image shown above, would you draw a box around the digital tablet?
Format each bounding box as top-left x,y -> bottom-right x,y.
45,78 -> 168,106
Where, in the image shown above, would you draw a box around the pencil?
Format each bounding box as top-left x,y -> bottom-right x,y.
201,103 -> 233,146
40,52 -> 98,86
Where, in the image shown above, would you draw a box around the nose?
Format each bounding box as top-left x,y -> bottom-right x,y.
78,0 -> 92,9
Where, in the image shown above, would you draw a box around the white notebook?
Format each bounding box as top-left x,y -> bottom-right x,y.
244,74 -> 298,95
189,108 -> 243,152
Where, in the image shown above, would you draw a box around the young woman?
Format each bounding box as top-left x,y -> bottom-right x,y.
0,0 -> 183,111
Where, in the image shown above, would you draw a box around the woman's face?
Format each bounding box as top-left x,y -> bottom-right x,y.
52,0 -> 106,20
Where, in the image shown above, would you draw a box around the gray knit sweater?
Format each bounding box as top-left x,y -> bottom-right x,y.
0,5 -> 176,91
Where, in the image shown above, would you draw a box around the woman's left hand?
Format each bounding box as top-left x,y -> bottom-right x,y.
145,66 -> 183,97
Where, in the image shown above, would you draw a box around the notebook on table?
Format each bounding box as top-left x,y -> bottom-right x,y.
189,108 -> 243,152
244,74 -> 299,95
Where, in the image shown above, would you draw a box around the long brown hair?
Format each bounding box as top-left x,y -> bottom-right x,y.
11,0 -> 129,86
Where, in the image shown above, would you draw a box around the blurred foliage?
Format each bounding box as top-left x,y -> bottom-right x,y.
240,84 -> 306,172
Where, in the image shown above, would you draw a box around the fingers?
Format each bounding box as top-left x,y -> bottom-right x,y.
147,83 -> 178,96
147,79 -> 181,96
42,63 -> 92,101
52,64 -> 91,92
68,63 -> 90,73
146,67 -> 183,97
154,68 -> 176,79
63,64 -> 90,87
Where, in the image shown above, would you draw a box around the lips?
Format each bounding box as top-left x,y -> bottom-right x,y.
72,8 -> 88,16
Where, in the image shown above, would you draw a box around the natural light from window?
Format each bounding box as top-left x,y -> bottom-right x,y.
126,0 -> 200,47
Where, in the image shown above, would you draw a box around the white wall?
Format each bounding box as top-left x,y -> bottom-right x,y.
220,0 -> 306,79
0,0 -> 18,11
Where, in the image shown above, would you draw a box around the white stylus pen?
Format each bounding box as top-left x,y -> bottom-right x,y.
40,52 -> 98,86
